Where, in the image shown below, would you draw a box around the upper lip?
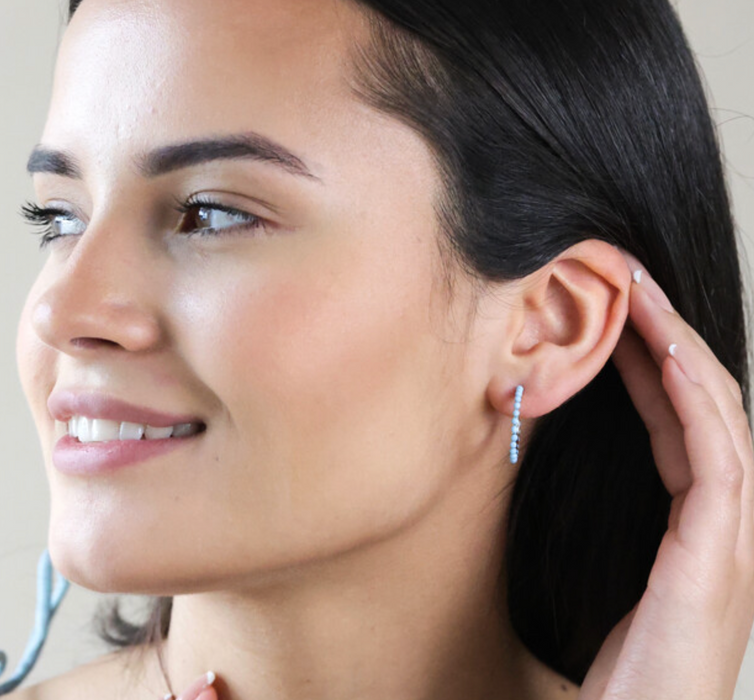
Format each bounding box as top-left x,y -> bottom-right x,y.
48,390 -> 206,428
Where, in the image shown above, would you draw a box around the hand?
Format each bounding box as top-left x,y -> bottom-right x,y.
160,671 -> 218,700
579,251 -> 754,699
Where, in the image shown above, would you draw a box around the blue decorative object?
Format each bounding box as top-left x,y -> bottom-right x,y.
510,384 -> 524,464
0,549 -> 70,695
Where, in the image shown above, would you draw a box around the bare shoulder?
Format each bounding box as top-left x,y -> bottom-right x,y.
4,647 -> 153,700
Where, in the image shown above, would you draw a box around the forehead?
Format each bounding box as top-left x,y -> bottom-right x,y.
44,0 -> 372,169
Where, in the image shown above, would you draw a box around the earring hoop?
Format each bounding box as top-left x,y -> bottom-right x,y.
510,384 -> 523,463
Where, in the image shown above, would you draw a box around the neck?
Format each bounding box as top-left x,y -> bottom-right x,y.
126,460 -> 549,700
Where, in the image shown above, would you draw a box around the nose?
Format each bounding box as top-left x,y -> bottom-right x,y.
30,216 -> 164,356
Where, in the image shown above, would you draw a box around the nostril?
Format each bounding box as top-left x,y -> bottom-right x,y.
70,338 -> 119,350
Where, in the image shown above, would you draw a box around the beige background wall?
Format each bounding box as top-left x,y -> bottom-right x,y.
1,0 -> 753,695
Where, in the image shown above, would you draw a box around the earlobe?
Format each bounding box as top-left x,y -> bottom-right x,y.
487,239 -> 632,420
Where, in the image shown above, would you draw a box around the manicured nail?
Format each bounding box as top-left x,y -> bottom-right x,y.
631,267 -> 674,313
173,671 -> 217,700
668,343 -> 699,383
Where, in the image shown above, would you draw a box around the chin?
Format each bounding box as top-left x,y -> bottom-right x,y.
48,520 -> 165,594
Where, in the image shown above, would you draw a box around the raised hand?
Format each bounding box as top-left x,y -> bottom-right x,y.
579,250 -> 754,699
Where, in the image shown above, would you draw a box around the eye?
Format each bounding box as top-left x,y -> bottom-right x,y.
171,194 -> 266,239
19,196 -> 267,251
19,201 -> 86,250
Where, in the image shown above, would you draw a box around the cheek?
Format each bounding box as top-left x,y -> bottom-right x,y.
181,232 -> 454,536
221,250 -> 434,442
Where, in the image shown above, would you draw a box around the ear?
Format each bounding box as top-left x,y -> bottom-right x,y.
485,239 -> 632,420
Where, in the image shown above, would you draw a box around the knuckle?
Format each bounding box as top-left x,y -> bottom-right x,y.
727,375 -> 744,404
686,328 -> 743,404
732,410 -> 753,444
690,386 -> 719,419
713,458 -> 745,492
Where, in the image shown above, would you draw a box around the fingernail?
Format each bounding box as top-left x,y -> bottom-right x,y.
631,267 -> 674,313
173,671 -> 216,700
668,342 -> 699,383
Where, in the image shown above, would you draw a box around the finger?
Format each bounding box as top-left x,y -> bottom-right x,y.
613,313 -> 745,559
619,249 -> 745,404
670,341 -> 754,564
627,272 -> 754,556
630,280 -> 753,467
628,280 -> 735,416
662,355 -> 743,571
611,324 -> 690,496
166,691 -> 218,700
168,672 -> 217,700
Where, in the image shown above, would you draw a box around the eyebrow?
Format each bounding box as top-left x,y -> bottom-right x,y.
26,131 -> 323,183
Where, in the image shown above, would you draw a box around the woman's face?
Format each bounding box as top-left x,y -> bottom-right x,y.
16,0 -> 503,592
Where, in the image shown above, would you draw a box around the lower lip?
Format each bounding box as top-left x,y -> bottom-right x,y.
52,432 -> 204,476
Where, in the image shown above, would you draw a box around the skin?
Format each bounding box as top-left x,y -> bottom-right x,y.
12,0 -> 754,699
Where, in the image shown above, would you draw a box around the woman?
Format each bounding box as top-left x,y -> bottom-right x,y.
2,0 -> 753,698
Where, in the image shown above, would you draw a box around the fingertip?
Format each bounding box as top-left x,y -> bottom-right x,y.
173,671 -> 219,700
617,247 -> 643,274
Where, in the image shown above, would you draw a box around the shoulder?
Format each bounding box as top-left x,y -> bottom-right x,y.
4,647 -> 150,700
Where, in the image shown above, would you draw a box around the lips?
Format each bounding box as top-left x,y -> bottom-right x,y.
47,389 -> 206,429
52,432 -> 204,475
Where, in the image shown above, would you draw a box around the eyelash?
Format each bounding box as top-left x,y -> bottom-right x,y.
18,194 -> 266,251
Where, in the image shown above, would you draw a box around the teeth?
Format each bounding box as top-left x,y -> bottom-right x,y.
144,425 -> 173,440
171,422 -> 197,438
77,416 -> 91,442
67,416 -> 203,443
119,422 -> 145,440
91,418 -> 120,442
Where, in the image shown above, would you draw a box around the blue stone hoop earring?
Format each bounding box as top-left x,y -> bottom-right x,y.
510,385 -> 524,464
